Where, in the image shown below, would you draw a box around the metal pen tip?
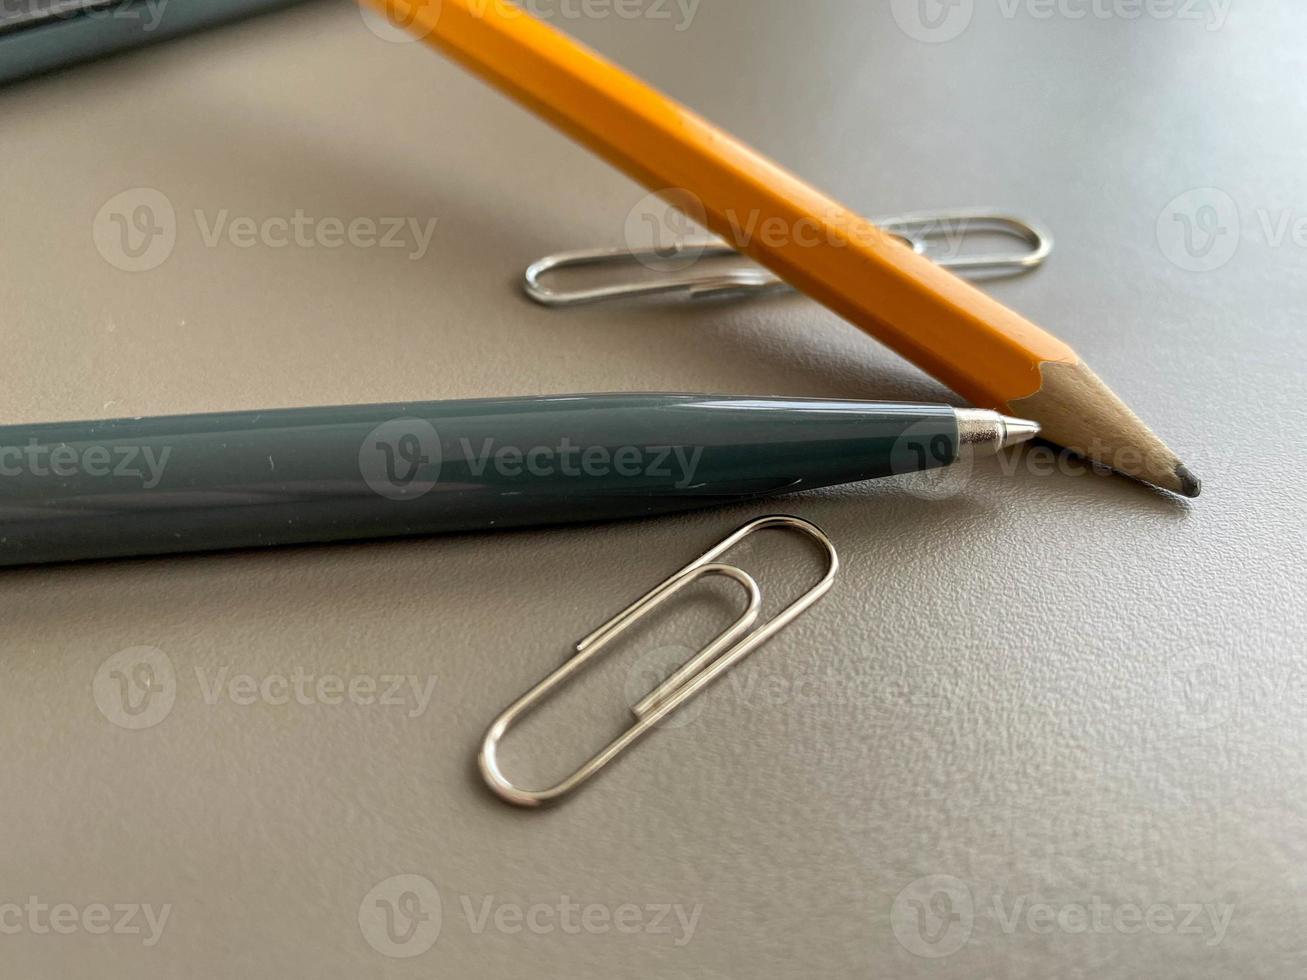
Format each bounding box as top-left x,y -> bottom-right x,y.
999,416 -> 1041,449
954,409 -> 1041,457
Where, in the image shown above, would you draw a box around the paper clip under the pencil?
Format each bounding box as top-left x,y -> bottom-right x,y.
523,208 -> 1054,307
478,515 -> 839,808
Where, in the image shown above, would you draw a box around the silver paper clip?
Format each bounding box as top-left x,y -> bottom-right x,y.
478,515 -> 839,807
523,208 -> 1053,307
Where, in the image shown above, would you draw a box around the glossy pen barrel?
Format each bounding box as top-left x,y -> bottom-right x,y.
0,395 -> 958,567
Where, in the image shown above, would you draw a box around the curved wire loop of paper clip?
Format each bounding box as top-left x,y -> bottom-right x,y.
478,515 -> 839,807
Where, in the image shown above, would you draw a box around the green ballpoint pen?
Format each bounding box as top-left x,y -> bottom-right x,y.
0,394 -> 1039,567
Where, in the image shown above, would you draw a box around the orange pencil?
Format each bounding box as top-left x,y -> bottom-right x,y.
363,0 -> 1200,497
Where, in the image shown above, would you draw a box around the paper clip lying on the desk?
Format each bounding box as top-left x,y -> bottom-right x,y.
478,516 -> 839,808
523,208 -> 1053,307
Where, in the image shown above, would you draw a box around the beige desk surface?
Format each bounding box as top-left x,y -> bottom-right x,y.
3,1 -> 1305,976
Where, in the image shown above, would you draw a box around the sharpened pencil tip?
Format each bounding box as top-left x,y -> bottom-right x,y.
1175,464 -> 1202,499
1008,361 -> 1202,501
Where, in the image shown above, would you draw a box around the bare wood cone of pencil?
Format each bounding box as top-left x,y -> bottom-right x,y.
362,0 -> 1201,498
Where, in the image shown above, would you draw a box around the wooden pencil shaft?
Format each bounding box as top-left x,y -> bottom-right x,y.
372,0 -> 1075,409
